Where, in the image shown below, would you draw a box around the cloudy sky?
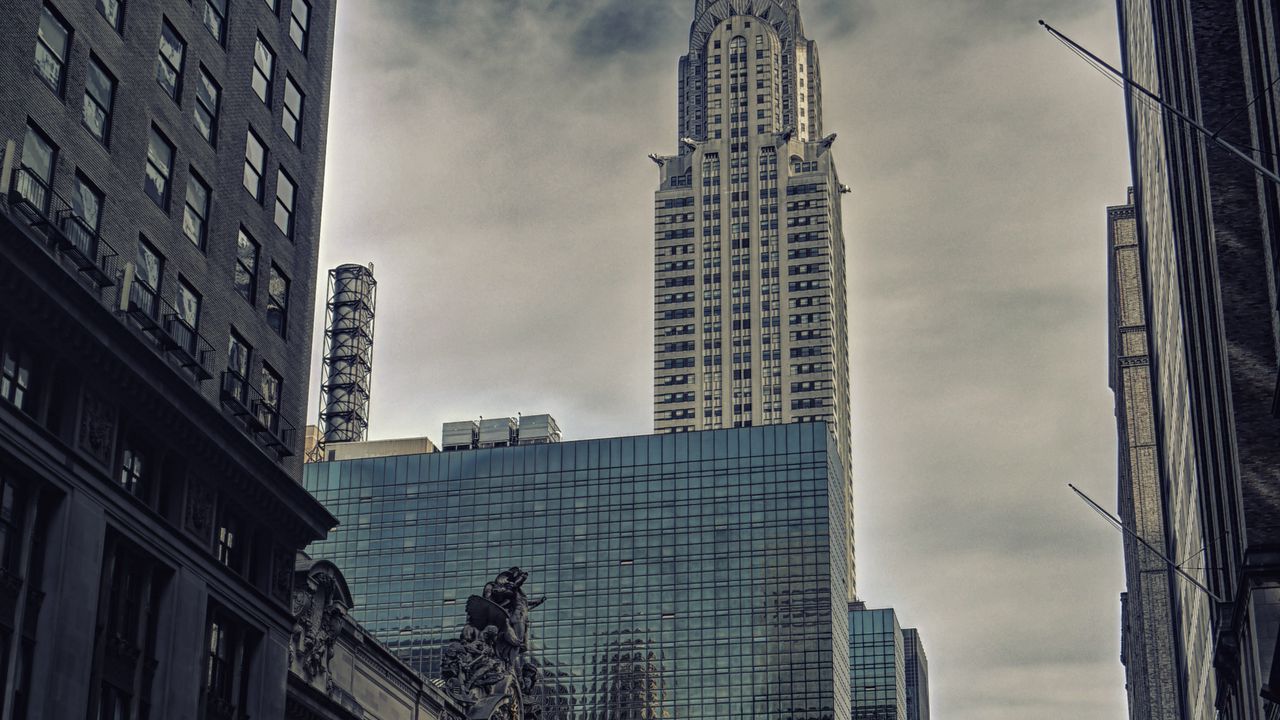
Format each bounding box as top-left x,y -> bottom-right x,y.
309,1 -> 1131,717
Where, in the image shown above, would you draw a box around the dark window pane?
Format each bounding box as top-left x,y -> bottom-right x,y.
34,6 -> 70,94
156,20 -> 184,100
144,128 -> 173,209
96,0 -> 123,31
83,56 -> 115,142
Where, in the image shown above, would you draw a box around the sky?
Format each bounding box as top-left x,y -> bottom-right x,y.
309,1 -> 1133,717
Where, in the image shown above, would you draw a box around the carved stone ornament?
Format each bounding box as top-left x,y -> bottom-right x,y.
291,566 -> 345,684
77,391 -> 116,467
272,545 -> 293,604
184,480 -> 215,540
441,568 -> 545,720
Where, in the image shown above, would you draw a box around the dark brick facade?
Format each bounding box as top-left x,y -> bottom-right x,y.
0,0 -> 337,717
0,0 -> 335,475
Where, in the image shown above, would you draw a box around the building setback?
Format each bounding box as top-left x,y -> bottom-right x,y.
1117,1 -> 1280,717
652,0 -> 855,598
0,0 -> 337,717
304,423 -> 852,720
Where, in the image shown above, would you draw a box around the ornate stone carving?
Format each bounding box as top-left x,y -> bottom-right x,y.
272,545 -> 293,604
184,480 -> 215,540
77,391 -> 115,467
291,564 -> 345,685
441,568 -> 545,720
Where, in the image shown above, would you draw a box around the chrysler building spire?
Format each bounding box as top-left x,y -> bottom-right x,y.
678,0 -> 822,148
654,1 -> 855,595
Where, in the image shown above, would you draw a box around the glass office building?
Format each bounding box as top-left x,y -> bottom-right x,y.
848,603 -> 906,720
303,423 -> 850,719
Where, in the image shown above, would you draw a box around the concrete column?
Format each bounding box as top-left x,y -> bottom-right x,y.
29,492 -> 105,720
248,629 -> 289,720
152,567 -> 205,720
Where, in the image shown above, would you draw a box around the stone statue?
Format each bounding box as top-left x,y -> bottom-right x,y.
441,568 -> 545,720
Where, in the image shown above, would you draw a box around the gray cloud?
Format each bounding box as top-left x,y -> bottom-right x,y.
570,1 -> 687,58
316,1 -> 1132,717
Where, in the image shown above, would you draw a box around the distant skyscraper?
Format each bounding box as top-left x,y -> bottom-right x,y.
848,602 -> 905,720
1107,191 -> 1205,720
902,628 -> 929,720
305,423 -> 852,719
652,0 -> 854,596
1117,2 -> 1280,717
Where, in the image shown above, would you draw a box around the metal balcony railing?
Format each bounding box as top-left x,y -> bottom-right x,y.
1,145 -> 286,466
220,371 -> 295,459
123,279 -> 214,382
7,166 -> 118,290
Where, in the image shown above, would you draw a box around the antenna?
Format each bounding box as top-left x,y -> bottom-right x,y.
1040,20 -> 1280,188
1068,484 -> 1225,602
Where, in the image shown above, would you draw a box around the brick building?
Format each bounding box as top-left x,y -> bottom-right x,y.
1117,1 -> 1280,717
0,0 -> 337,717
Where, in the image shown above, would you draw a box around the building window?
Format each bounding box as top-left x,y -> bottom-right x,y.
193,66 -> 220,145
175,279 -> 201,355
243,130 -> 265,201
202,0 -> 227,45
251,36 -> 274,105
70,173 -> 104,253
227,331 -> 251,384
18,125 -> 56,213
131,238 -> 163,318
204,610 -> 252,718
289,0 -> 310,52
34,5 -> 71,95
144,126 -> 174,210
92,538 -> 166,720
267,265 -> 289,337
0,477 -> 25,573
273,169 -> 295,237
119,446 -> 145,496
282,76 -> 303,144
264,0 -> 278,12
234,229 -> 258,303
96,0 -> 123,31
1,347 -> 34,416
182,172 -> 210,249
82,55 -> 115,143
258,364 -> 281,433
156,20 -> 185,101
214,510 -> 239,568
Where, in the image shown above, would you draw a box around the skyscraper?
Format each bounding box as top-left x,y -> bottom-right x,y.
305,423 -> 852,719
901,628 -> 929,720
1107,191 -> 1209,720
1117,2 -> 1280,717
0,0 -> 336,716
653,0 -> 854,595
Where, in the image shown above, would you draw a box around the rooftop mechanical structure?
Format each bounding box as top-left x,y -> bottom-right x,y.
310,264 -> 377,460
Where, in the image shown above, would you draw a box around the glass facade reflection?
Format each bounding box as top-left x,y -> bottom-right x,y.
848,604 -> 905,720
902,628 -> 928,720
304,423 -> 850,719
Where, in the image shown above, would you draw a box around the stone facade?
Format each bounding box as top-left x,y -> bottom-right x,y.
287,555 -> 464,720
1117,2 -> 1280,717
1108,193 -> 1202,720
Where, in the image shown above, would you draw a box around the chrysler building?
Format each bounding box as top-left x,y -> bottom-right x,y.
653,0 -> 854,592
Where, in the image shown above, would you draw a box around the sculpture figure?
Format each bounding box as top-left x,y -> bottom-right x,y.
441,568 -> 544,720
